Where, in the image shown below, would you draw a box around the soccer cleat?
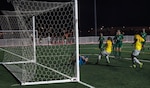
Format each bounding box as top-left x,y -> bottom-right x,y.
95,62 -> 98,65
106,60 -> 110,64
133,64 -> 136,68
130,64 -> 136,68
140,63 -> 143,68
95,60 -> 99,64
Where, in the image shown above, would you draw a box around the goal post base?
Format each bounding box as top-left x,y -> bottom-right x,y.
21,80 -> 95,88
21,79 -> 75,86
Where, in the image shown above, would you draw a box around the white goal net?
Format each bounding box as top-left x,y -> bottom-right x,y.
0,0 -> 80,86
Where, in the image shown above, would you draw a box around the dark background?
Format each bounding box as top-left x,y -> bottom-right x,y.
79,0 -> 150,29
0,0 -> 150,36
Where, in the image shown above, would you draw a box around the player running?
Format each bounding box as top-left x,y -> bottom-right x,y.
95,37 -> 113,64
140,28 -> 147,50
113,30 -> 124,59
98,33 -> 105,52
130,34 -> 144,68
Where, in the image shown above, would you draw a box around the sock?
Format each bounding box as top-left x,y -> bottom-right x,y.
116,50 -> 120,57
133,57 -> 141,64
106,55 -> 110,63
116,51 -> 118,56
114,51 -> 117,56
98,55 -> 101,61
131,54 -> 135,64
119,51 -> 121,57
96,54 -> 101,63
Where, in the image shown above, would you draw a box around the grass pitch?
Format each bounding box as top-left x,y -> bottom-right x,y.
0,43 -> 150,88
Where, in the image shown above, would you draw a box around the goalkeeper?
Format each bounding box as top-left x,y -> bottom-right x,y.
70,53 -> 88,66
79,55 -> 89,65
95,37 -> 113,64
131,34 -> 144,68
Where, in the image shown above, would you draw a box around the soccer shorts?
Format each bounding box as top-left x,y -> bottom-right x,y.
115,42 -> 122,48
132,49 -> 140,56
101,50 -> 110,56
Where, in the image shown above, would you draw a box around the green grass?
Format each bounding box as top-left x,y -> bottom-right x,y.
0,43 -> 150,88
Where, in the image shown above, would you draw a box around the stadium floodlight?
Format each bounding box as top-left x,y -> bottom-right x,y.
0,0 -> 94,88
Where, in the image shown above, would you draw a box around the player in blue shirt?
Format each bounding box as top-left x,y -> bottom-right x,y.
79,55 -> 88,65
70,53 -> 88,66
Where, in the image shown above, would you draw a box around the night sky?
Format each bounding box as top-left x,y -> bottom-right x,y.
0,0 -> 150,30
79,0 -> 150,29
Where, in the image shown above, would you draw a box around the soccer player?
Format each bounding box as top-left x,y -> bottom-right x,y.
47,34 -> 51,45
113,30 -> 124,58
30,33 -> 33,42
98,33 -> 105,52
131,34 -> 144,68
79,55 -> 88,65
95,37 -> 113,64
63,29 -> 69,44
140,28 -> 147,50
70,53 -> 89,66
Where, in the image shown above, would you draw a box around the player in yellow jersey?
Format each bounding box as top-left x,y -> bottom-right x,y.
131,34 -> 144,68
95,37 -> 113,64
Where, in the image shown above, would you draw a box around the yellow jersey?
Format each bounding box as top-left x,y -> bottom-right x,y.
105,40 -> 113,53
134,34 -> 145,51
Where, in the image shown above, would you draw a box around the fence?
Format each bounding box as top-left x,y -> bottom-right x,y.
79,35 -> 150,44
0,35 -> 150,46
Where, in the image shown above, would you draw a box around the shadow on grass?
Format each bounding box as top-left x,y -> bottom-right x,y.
86,61 -> 130,69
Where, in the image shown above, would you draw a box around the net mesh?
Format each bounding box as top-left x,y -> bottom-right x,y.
0,15 -> 35,62
0,0 -> 77,85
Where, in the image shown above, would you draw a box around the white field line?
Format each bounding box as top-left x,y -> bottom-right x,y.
80,45 -> 150,49
123,57 -> 150,63
81,54 -> 150,63
80,47 -> 150,55
11,84 -> 20,86
110,56 -> 150,63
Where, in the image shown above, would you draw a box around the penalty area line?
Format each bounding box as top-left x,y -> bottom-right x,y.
109,56 -> 150,63
11,84 -> 20,86
123,57 -> 150,63
80,54 -> 150,63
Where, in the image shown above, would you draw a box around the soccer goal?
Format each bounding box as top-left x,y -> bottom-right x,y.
0,0 -> 81,86
0,0 -> 95,87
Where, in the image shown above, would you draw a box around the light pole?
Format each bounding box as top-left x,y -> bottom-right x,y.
94,0 -> 97,36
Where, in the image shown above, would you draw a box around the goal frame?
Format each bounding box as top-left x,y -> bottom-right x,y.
0,0 -> 80,85
0,0 -> 95,87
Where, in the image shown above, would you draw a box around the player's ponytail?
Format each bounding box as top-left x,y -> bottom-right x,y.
108,37 -> 113,42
